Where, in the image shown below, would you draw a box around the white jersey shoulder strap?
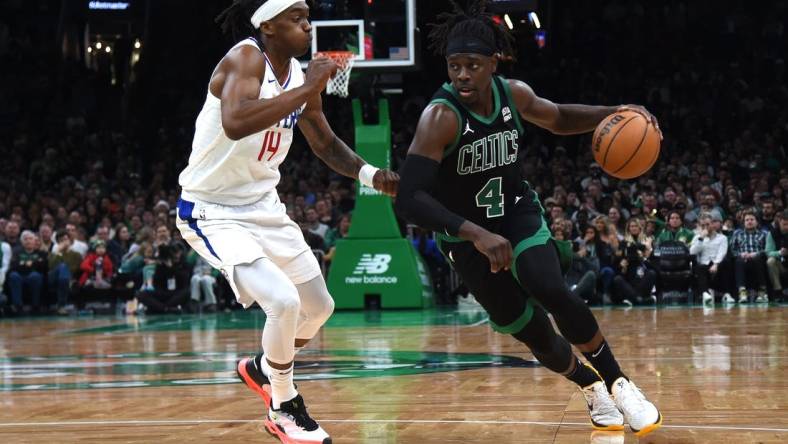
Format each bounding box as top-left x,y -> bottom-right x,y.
231,37 -> 263,53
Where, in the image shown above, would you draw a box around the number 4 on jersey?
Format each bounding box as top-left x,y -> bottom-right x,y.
476,177 -> 504,217
258,131 -> 281,162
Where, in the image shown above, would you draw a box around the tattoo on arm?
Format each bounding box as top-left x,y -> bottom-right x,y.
318,135 -> 365,179
301,115 -> 365,179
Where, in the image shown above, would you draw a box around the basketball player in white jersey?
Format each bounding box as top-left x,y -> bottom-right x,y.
177,1 -> 398,442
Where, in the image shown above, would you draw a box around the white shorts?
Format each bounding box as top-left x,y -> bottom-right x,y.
176,191 -> 322,308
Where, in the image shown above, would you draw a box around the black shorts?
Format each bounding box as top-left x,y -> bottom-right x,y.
436,188 -> 552,333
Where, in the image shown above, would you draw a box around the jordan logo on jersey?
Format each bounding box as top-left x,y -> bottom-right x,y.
463,121 -> 475,135
456,130 -> 519,176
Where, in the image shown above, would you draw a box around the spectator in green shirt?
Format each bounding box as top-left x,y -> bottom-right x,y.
323,214 -> 352,265
655,211 -> 694,246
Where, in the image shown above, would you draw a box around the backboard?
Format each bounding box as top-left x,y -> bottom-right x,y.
300,0 -> 417,70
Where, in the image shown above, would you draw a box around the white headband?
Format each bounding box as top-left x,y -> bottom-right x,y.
250,0 -> 302,29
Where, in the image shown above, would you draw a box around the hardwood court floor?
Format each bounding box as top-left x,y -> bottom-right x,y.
0,305 -> 786,443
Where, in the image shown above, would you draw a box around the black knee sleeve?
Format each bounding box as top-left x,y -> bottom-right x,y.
511,306 -> 573,373
551,294 -> 599,344
530,337 -> 572,374
514,244 -> 600,345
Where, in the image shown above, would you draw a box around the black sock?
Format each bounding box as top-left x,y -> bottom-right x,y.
582,340 -> 625,391
564,356 -> 601,388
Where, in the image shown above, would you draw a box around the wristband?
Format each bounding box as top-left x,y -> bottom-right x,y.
359,164 -> 379,188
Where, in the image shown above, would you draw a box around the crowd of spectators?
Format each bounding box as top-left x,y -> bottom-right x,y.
513,2 -> 788,305
0,1 -> 786,316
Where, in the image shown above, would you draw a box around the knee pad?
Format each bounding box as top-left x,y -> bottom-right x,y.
531,338 -> 572,373
294,277 -> 335,339
511,308 -> 572,373
552,302 -> 599,345
297,277 -> 335,321
234,258 -> 300,319
270,291 -> 300,319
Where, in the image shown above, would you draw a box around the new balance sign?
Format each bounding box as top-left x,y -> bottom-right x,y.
353,254 -> 391,274
346,254 -> 398,284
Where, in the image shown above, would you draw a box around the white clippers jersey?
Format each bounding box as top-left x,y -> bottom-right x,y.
179,38 -> 306,206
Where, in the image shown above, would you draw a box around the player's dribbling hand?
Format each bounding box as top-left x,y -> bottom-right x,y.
473,231 -> 513,273
617,104 -> 663,141
373,169 -> 399,196
305,56 -> 339,93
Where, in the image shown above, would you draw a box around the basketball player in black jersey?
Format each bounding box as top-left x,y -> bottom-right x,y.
396,1 -> 662,436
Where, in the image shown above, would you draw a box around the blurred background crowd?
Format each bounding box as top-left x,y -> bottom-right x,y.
0,1 -> 785,316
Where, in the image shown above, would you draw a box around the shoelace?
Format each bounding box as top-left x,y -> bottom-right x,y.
617,382 -> 647,416
586,385 -> 618,415
597,390 -> 619,414
282,399 -> 319,431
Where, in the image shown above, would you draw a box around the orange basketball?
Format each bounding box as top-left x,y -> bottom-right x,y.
591,110 -> 661,179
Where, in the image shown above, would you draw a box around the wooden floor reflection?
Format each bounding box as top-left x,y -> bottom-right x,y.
0,305 -> 786,443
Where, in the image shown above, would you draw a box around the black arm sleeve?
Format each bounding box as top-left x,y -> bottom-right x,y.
394,154 -> 466,237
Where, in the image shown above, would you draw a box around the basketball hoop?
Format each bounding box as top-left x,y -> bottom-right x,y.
314,51 -> 355,98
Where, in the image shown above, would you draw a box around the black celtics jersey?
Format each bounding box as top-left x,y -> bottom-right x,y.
431,76 -> 526,233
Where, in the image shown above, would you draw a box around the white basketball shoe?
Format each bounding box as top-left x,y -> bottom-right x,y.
265,394 -> 331,444
581,380 -> 625,431
611,377 -> 662,436
702,291 -> 714,306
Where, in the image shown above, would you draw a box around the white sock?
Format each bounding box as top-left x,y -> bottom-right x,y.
257,347 -> 303,377
267,360 -> 298,409
254,354 -> 269,378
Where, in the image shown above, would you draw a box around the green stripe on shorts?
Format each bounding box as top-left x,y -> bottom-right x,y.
489,298 -> 536,334
510,216 -> 552,284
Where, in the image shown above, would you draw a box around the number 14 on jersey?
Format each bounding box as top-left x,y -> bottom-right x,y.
258,131 -> 281,162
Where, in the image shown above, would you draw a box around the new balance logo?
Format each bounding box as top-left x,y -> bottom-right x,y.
353,254 -> 392,275
463,121 -> 475,135
502,106 -> 512,123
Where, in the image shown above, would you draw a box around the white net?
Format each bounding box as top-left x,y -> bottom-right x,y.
316,51 -> 354,98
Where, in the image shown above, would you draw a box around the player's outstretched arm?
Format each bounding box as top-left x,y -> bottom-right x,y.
395,104 -> 512,272
507,79 -> 661,137
298,94 -> 399,196
218,46 -> 334,140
